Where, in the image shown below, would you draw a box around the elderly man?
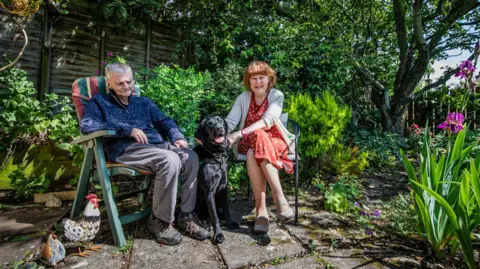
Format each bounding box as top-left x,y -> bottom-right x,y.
80,63 -> 208,245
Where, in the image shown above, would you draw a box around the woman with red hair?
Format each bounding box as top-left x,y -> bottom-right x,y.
226,61 -> 295,234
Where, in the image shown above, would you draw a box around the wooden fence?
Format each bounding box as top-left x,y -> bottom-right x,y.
0,0 -> 189,100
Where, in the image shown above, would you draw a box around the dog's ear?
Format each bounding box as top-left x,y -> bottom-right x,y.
195,118 -> 207,142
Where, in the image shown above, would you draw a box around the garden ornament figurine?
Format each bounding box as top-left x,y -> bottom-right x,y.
79,63 -> 208,245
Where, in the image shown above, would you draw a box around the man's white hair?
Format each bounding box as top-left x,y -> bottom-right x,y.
105,63 -> 132,79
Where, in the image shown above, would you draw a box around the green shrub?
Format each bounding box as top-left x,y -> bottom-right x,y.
324,174 -> 361,214
353,129 -> 402,170
0,67 -> 81,199
139,65 -> 213,139
323,144 -> 369,175
206,62 -> 245,116
287,91 -> 351,158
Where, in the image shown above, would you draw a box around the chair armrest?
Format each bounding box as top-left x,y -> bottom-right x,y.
71,130 -> 118,145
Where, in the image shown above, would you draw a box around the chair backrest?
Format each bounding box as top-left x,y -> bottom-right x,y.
72,76 -> 140,120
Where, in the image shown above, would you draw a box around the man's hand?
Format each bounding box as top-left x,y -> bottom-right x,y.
174,139 -> 189,148
227,131 -> 243,147
131,128 -> 148,144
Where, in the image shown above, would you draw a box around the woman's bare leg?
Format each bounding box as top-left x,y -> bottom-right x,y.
261,160 -> 290,213
246,149 -> 268,217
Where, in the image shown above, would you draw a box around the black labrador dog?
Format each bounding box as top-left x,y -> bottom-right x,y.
194,116 -> 239,243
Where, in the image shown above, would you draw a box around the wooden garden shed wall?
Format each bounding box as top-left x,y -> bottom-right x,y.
0,0 -> 184,99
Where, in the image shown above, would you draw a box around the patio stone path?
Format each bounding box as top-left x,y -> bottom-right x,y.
1,194 -> 473,268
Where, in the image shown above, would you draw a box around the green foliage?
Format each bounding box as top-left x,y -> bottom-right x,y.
0,68 -> 81,199
287,91 -> 351,158
322,144 -> 369,175
401,129 -> 480,268
204,62 -> 244,116
353,129 -> 402,170
227,162 -> 248,194
9,165 -> 50,200
324,174 -> 361,214
380,193 -> 418,236
139,65 -> 213,139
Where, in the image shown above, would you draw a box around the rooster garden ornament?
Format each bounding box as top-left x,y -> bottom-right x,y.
62,193 -> 102,256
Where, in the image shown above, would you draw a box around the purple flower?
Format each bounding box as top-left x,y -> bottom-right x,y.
354,202 -> 359,207
455,60 -> 476,79
437,112 -> 464,133
106,51 -> 114,57
365,228 -> 373,236
96,69 -> 100,75
100,61 -> 106,66
360,210 -> 367,216
373,209 -> 381,218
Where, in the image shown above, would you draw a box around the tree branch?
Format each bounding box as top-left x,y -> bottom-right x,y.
413,52 -> 475,100
353,60 -> 387,93
271,0 -> 295,20
412,0 -> 427,49
392,0 -> 409,88
428,0 -> 480,51
0,9 -> 28,72
423,0 -> 446,22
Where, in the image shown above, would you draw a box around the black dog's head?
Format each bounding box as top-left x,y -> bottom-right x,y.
195,116 -> 229,155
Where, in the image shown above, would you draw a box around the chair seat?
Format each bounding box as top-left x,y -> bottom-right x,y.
236,154 -> 296,161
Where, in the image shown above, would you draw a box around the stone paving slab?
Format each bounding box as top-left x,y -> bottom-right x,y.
129,237 -> 222,269
0,207 -> 70,237
269,256 -> 321,269
0,236 -> 43,267
59,244 -> 127,269
217,221 -> 306,269
318,249 -> 387,269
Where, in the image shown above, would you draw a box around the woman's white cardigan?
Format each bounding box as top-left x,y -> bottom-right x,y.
225,88 -> 296,157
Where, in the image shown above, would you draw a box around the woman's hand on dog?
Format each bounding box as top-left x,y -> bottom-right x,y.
227,131 -> 243,147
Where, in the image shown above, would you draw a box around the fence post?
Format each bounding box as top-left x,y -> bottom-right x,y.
145,17 -> 151,81
40,4 -> 52,100
99,28 -> 106,76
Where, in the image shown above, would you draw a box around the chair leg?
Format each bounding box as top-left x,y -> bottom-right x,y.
294,143 -> 299,225
138,175 -> 152,205
71,146 -> 94,218
94,138 -> 127,247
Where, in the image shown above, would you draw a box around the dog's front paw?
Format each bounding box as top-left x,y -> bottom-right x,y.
213,232 -> 225,244
228,221 -> 240,230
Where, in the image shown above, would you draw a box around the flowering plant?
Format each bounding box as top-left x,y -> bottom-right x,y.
353,201 -> 381,236
96,52 -> 128,75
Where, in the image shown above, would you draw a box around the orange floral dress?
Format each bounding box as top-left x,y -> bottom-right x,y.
238,97 -> 293,173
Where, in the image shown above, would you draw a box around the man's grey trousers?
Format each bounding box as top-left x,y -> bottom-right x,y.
115,143 -> 198,223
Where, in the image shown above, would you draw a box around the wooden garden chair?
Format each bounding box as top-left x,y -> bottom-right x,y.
70,76 -> 152,247
235,113 -> 300,224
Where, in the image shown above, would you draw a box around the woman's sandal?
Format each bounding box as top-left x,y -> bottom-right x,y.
253,216 -> 269,234
276,199 -> 294,221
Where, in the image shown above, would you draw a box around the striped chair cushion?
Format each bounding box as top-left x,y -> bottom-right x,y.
72,76 -> 140,120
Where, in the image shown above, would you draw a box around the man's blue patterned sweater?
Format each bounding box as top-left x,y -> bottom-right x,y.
80,93 -> 185,161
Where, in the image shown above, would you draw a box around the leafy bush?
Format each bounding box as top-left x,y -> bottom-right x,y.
324,174 -> 361,214
287,91 -> 351,158
322,144 -> 369,175
139,65 -> 213,139
0,67 -> 81,199
352,129 -> 402,170
206,62 -> 245,116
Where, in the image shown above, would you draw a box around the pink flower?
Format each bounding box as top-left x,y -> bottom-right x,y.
100,61 -> 106,66
437,112 -> 464,133
96,69 -> 100,75
455,60 -> 475,79
106,51 -> 114,57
